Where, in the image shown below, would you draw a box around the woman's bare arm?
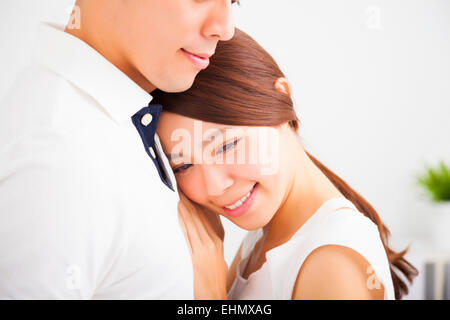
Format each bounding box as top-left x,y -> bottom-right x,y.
291,245 -> 385,300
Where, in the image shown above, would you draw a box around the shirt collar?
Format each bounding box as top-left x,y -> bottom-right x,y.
32,22 -> 152,125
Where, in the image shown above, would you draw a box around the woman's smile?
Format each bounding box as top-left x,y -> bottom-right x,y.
221,183 -> 258,217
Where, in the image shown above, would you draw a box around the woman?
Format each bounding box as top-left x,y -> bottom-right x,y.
152,29 -> 417,300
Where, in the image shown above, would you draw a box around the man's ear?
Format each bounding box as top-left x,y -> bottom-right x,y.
274,77 -> 291,96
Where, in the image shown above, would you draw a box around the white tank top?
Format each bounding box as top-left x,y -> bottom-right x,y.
227,197 -> 395,300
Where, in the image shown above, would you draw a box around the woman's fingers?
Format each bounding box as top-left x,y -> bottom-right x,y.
179,191 -> 216,243
180,190 -> 223,240
178,198 -> 208,253
195,205 -> 223,244
186,201 -> 222,245
177,192 -> 228,300
178,190 -> 224,254
177,204 -> 193,255
201,207 -> 225,242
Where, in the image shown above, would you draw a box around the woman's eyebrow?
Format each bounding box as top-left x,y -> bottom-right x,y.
166,126 -> 236,162
202,126 -> 234,143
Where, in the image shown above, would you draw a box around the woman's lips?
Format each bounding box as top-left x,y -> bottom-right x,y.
222,183 -> 258,218
181,48 -> 210,70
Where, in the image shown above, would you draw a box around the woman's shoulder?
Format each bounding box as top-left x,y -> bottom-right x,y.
291,243 -> 385,299
288,207 -> 390,299
301,207 -> 387,273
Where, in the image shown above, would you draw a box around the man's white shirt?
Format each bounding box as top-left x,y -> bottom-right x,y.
0,23 -> 194,299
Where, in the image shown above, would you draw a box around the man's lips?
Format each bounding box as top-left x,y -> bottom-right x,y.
181,48 -> 212,69
182,49 -> 213,59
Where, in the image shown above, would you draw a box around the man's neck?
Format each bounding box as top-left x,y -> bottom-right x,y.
64,25 -> 156,93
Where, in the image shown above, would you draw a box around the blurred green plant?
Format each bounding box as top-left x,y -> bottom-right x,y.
417,161 -> 450,202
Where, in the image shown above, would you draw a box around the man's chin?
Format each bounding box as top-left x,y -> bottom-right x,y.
156,74 -> 197,93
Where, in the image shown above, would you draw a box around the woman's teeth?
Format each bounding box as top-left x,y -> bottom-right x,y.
225,185 -> 254,210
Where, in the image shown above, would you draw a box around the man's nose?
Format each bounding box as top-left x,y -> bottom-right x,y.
202,165 -> 234,197
202,0 -> 235,41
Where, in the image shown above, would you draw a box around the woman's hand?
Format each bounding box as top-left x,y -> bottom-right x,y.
177,191 -> 228,300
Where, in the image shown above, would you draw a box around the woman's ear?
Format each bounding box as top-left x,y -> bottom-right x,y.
274,77 -> 291,96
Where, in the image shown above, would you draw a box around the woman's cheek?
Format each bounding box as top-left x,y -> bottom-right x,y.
227,158 -> 279,184
236,135 -> 282,179
226,162 -> 261,181
176,171 -> 206,205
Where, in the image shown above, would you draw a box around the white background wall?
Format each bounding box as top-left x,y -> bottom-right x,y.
1,0 -> 449,299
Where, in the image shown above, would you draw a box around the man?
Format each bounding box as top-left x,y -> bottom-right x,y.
0,0 -> 235,299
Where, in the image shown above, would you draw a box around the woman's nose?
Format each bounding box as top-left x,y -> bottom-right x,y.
202,165 -> 234,197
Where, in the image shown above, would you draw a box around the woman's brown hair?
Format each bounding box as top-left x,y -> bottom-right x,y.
152,28 -> 418,299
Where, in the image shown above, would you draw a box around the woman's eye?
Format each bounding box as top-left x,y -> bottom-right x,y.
173,163 -> 192,174
231,0 -> 241,5
216,138 -> 241,155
